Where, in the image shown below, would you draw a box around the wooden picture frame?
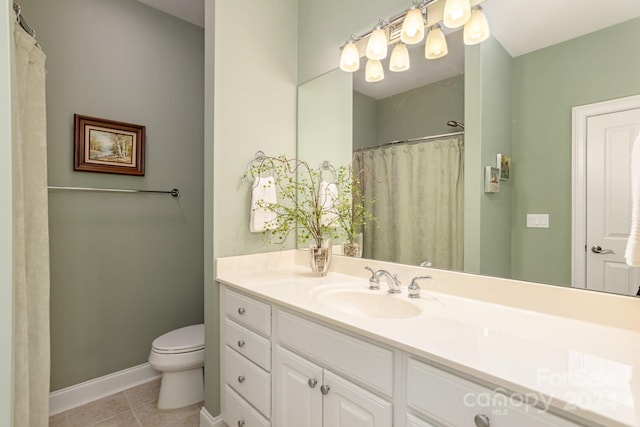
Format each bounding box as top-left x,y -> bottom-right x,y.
74,114 -> 145,176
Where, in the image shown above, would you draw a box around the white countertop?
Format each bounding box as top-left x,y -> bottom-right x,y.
216,250 -> 640,427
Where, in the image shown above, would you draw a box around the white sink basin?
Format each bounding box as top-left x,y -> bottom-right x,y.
316,289 -> 422,319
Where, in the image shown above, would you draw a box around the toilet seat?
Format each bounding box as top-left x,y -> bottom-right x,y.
152,324 -> 204,355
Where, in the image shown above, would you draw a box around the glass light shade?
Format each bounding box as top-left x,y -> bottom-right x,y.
340,42 -> 360,72
464,8 -> 490,45
366,27 -> 388,60
400,8 -> 424,45
443,0 -> 471,28
389,43 -> 410,72
365,59 -> 384,82
425,25 -> 448,59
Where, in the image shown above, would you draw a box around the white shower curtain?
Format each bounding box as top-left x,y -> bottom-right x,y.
12,14 -> 50,427
354,136 -> 464,269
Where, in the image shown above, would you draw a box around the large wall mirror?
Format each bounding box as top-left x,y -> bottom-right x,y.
297,0 -> 640,297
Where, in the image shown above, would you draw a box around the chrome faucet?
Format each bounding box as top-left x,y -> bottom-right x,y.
408,275 -> 432,299
364,266 -> 402,294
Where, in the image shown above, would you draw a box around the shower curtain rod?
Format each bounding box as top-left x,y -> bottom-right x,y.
353,130 -> 464,153
13,3 -> 38,43
48,186 -> 180,198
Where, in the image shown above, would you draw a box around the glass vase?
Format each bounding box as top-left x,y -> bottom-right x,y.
309,237 -> 332,276
342,233 -> 363,258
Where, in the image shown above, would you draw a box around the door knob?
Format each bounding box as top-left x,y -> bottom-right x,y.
591,245 -> 615,255
308,378 -> 318,388
320,384 -> 330,395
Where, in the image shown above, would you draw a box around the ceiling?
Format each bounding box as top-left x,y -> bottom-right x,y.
137,0 -> 640,98
136,0 -> 204,27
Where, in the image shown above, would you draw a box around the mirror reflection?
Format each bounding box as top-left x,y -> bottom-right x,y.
297,1 -> 640,297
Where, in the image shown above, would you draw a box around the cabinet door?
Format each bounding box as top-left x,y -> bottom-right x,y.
274,345 -> 323,427
322,370 -> 393,427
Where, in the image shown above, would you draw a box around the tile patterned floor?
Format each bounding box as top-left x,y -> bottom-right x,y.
48,379 -> 202,427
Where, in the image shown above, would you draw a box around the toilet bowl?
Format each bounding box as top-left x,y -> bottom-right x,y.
148,324 -> 205,410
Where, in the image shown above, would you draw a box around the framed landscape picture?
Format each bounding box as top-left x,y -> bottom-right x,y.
497,153 -> 511,181
74,114 -> 145,176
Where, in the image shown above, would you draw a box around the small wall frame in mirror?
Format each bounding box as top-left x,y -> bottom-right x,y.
485,166 -> 500,193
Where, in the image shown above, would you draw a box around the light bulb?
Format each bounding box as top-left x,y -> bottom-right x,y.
464,7 -> 490,45
400,7 -> 424,45
389,43 -> 410,72
443,0 -> 471,28
365,59 -> 384,82
340,41 -> 360,72
366,26 -> 388,60
425,25 -> 448,59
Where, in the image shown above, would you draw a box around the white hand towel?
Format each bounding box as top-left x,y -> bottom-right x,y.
319,180 -> 338,227
250,176 -> 278,233
625,134 -> 640,265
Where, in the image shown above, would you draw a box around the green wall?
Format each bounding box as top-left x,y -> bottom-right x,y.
510,17 -> 640,285
465,36 -> 513,278
0,1 -> 13,424
298,69 -> 353,169
376,74 -> 465,145
207,0 -> 298,415
298,0 -> 407,83
19,0 -> 205,391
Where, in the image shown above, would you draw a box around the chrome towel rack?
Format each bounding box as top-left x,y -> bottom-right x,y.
48,186 -> 180,198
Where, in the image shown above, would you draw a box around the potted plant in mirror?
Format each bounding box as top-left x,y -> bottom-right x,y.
333,165 -> 375,258
251,155 -> 341,276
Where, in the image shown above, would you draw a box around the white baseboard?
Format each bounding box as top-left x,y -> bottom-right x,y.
200,407 -> 224,427
49,362 -> 161,416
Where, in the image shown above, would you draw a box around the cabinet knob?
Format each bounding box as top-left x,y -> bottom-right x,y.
474,414 -> 490,427
237,340 -> 245,348
237,420 -> 245,427
237,307 -> 246,315
237,375 -> 246,384
308,378 -> 318,388
320,384 -> 330,395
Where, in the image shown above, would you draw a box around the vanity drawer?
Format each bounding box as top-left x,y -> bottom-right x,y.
275,309 -> 393,397
224,346 -> 271,418
406,358 -> 581,427
223,287 -> 272,336
406,413 -> 436,427
223,384 -> 271,427
224,318 -> 271,371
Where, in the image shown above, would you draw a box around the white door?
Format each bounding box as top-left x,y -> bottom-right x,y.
586,107 -> 640,295
322,370 -> 392,427
274,345 -> 323,427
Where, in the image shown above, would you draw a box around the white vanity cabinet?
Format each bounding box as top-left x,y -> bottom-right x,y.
219,282 -> 585,427
221,287 -> 272,427
273,308 -> 394,426
406,358 -> 582,427
274,345 -> 393,427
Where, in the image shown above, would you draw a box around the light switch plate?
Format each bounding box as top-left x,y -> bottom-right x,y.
527,214 -> 549,228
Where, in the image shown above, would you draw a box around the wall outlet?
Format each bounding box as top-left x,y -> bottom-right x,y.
526,214 -> 549,228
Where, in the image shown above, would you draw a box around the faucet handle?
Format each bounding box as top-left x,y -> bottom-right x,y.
364,266 -> 379,290
408,275 -> 432,299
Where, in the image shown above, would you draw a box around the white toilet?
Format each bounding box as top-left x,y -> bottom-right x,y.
148,324 -> 205,410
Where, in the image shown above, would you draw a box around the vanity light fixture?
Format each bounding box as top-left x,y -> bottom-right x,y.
425,24 -> 448,59
390,43 -> 411,72
366,22 -> 389,60
365,59 -> 385,82
400,6 -> 425,44
340,38 -> 361,72
463,6 -> 490,45
339,0 -> 490,83
443,0 -> 472,28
